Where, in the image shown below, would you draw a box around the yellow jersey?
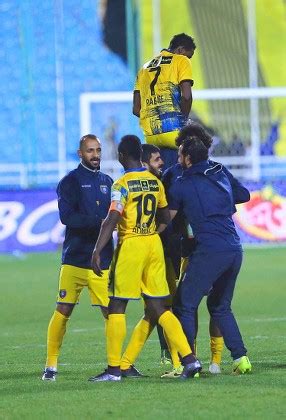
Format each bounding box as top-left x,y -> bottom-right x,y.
134,50 -> 193,143
110,167 -> 168,242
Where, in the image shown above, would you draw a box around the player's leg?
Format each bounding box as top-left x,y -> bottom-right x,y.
43,264 -> 84,381
87,267 -> 109,343
173,251 -> 222,353
120,314 -> 155,376
89,237 -> 143,382
159,146 -> 179,171
209,318 -> 224,374
89,297 -> 128,382
157,255 -> 177,365
106,298 -> 128,375
142,235 -> 201,379
145,299 -> 201,379
206,251 -> 251,374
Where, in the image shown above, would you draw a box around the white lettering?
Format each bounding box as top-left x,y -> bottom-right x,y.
17,200 -> 59,246
0,202 -> 24,240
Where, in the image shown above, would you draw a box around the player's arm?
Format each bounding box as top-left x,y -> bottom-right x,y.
92,183 -> 127,276
133,90 -> 141,117
223,166 -> 250,203
180,81 -> 193,116
156,206 -> 171,233
57,176 -> 102,228
91,210 -> 121,276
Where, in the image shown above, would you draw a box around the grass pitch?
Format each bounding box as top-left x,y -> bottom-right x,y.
1,248 -> 286,419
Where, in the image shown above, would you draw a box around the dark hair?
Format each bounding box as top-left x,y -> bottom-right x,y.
141,144 -> 160,164
169,33 -> 196,51
79,134 -> 99,149
181,137 -> 209,164
118,135 -> 142,160
176,123 -> 213,149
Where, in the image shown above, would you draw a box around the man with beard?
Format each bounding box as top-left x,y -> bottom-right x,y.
42,134 -> 113,381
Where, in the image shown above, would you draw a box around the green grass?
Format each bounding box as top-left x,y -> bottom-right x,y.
1,248 -> 286,419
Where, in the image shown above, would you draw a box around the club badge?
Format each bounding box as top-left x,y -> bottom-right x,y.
100,185 -> 108,194
59,289 -> 67,298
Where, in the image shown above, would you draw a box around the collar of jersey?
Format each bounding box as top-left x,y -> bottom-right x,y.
124,167 -> 147,173
79,162 -> 98,173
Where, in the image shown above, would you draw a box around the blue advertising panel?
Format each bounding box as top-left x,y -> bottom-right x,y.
1,181 -> 286,253
0,190 -> 64,253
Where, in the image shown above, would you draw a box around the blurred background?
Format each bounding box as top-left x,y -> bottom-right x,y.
0,0 -> 285,252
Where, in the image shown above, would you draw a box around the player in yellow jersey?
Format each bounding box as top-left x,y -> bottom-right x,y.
88,135 -> 202,381
133,33 -> 196,169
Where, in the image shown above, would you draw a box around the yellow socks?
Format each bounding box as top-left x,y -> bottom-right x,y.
46,310 -> 69,368
163,332 -> 181,369
210,336 -> 224,364
120,318 -> 153,370
158,311 -> 192,358
107,314 -> 126,367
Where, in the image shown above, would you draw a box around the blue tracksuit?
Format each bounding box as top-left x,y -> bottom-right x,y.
168,160 -> 250,359
57,163 -> 113,269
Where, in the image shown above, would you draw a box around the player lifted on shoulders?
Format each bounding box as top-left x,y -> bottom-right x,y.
133,33 -> 196,169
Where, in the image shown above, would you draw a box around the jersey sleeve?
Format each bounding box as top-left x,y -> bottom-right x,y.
157,180 -> 168,208
177,56 -> 193,85
110,181 -> 128,214
222,165 -> 250,204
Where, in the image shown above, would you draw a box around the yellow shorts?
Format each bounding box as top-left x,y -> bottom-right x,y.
145,131 -> 179,149
57,264 -> 109,307
109,234 -> 170,300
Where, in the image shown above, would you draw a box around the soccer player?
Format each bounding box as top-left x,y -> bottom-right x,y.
89,135 -> 201,381
42,134 -> 113,381
141,144 -> 164,178
168,130 -> 252,375
133,33 -> 196,169
141,144 -> 172,365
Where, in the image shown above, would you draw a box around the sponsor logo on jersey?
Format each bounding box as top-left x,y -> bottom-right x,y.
81,184 -> 91,188
127,179 -> 159,192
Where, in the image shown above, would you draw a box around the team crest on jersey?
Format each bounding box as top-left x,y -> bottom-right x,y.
59,289 -> 66,298
100,185 -> 108,194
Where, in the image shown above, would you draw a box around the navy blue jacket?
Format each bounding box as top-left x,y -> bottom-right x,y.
168,160 -> 250,252
57,163 -> 113,269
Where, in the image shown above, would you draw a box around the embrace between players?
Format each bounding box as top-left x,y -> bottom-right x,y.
42,33 -> 252,382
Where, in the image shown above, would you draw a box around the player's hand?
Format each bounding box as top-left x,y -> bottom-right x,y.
91,250 -> 103,277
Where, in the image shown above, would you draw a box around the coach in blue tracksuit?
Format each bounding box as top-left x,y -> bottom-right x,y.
42,134 -> 113,381
168,132 -> 252,374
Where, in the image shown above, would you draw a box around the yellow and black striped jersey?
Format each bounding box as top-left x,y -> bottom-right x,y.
110,167 -> 168,242
135,50 -> 193,138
